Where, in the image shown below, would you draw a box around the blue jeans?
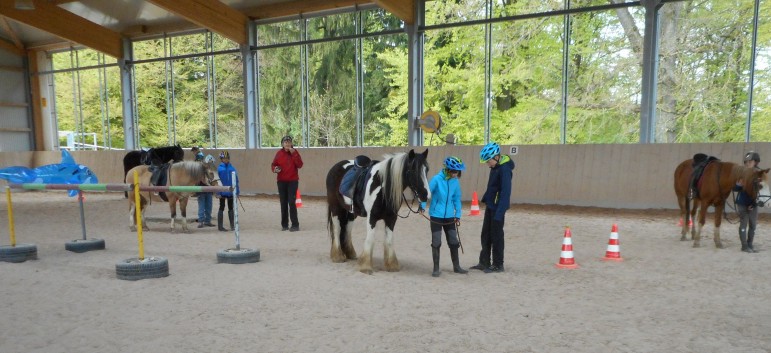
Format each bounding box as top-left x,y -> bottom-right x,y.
197,192 -> 213,223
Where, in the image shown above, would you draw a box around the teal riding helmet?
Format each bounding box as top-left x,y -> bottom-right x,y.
479,142 -> 500,163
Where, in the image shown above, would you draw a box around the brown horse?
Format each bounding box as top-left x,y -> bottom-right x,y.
674,158 -> 769,248
126,161 -> 218,233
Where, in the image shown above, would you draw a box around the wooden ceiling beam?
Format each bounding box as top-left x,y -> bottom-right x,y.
0,15 -> 23,48
0,0 -> 123,58
0,37 -> 23,55
245,0 -> 373,20
147,0 -> 248,45
373,0 -> 414,25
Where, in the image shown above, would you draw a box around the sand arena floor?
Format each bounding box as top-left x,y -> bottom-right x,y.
1,191 -> 770,353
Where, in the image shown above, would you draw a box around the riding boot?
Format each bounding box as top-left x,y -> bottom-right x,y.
228,210 -> 235,230
739,228 -> 750,252
218,211 -> 227,231
449,245 -> 467,274
431,247 -> 441,277
747,232 -> 758,253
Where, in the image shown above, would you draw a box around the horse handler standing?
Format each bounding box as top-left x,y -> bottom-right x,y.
469,142 -> 514,273
271,135 -> 304,232
420,156 -> 468,277
217,151 -> 239,231
735,151 -> 761,253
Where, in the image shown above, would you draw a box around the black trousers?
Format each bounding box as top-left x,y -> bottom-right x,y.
218,196 -> 234,211
277,180 -> 299,228
429,217 -> 460,248
478,208 -> 505,267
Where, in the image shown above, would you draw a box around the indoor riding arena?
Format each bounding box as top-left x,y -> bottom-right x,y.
2,1 -> 771,353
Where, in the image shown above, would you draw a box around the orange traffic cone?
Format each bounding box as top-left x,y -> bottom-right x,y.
295,189 -> 303,208
556,227 -> 578,269
602,224 -> 623,262
469,191 -> 480,216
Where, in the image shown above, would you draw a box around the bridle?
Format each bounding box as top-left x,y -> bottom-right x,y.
399,157 -> 428,218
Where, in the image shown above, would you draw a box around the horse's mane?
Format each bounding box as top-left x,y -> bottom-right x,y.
171,161 -> 207,181
372,152 -> 407,212
730,164 -> 762,194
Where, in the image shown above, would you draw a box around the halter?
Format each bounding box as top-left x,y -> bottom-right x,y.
397,157 -> 429,218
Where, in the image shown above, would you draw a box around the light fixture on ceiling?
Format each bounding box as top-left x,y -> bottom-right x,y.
14,0 -> 35,10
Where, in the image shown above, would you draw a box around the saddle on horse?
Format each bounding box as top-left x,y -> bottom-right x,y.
149,163 -> 172,202
690,153 -> 719,198
339,156 -> 374,217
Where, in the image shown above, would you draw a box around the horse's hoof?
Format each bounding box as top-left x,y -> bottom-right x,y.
692,243 -> 701,248
359,269 -> 373,275
385,267 -> 401,272
680,237 -> 688,241
330,255 -> 347,263
715,244 -> 725,249
129,227 -> 137,232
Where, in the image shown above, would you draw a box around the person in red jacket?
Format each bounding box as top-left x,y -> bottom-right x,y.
271,135 -> 304,231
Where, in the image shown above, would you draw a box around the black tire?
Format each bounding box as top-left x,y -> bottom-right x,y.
115,256 -> 169,280
65,238 -> 105,253
0,243 -> 38,263
217,248 -> 260,264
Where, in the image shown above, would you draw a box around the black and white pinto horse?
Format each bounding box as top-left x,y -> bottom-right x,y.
326,149 -> 430,274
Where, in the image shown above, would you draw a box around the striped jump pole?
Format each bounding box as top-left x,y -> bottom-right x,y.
9,183 -> 131,192
6,183 -> 122,253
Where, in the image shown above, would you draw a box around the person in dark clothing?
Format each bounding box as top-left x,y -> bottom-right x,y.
271,135 -> 304,231
469,142 -> 514,273
735,151 -> 761,253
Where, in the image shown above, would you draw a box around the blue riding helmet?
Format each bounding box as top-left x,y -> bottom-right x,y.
479,142 -> 500,163
219,151 -> 230,159
444,156 -> 465,171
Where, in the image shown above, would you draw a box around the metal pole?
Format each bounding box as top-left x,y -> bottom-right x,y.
484,0 -> 493,143
560,0 -> 571,144
746,0 -> 761,142
232,171 -> 240,250
78,191 -> 87,240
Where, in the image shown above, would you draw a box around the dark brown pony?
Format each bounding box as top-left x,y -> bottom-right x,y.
126,161 -> 218,233
674,158 -> 769,248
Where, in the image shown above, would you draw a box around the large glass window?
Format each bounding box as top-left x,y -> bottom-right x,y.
423,24 -> 487,146
658,0 -> 755,143
258,46 -> 303,147
52,49 -> 121,150
750,0 -> 771,141
566,9 -> 641,143
362,33 -> 408,146
489,16 -> 563,144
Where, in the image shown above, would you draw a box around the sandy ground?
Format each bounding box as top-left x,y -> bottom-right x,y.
1,191 -> 771,353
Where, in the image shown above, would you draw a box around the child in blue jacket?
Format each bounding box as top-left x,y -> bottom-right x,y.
421,156 -> 468,277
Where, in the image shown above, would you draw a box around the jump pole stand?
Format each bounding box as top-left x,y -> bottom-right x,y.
0,185 -> 38,263
64,190 -> 106,253
115,171 -> 169,280
216,171 -> 260,264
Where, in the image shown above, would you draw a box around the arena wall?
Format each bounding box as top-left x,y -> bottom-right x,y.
1,143 -> 769,210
